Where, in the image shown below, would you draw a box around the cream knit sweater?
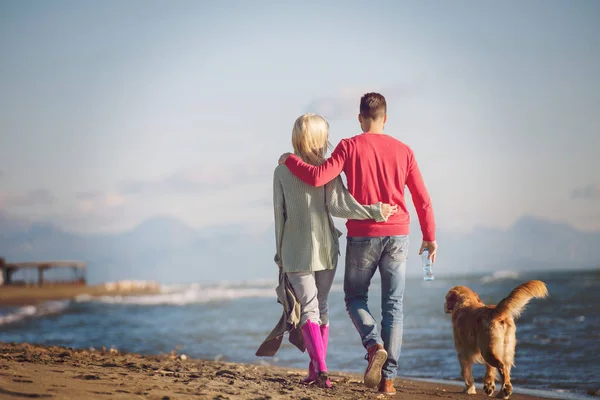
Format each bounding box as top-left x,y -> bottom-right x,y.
273,164 -> 385,273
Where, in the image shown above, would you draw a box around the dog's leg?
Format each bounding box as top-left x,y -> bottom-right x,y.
486,356 -> 511,399
459,357 -> 476,395
479,323 -> 512,399
496,364 -> 512,400
483,363 -> 497,397
497,322 -> 516,399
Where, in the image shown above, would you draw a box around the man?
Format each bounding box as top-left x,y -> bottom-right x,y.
278,92 -> 437,394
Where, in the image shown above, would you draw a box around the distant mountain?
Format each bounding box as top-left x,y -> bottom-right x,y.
436,216 -> 600,273
0,215 -> 274,285
0,215 -> 598,285
0,211 -> 31,234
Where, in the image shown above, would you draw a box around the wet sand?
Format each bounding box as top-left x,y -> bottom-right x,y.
0,342 -> 565,400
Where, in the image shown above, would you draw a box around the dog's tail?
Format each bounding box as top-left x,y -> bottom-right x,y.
493,280 -> 548,321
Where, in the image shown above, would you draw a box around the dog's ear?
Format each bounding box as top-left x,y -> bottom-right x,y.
444,290 -> 459,313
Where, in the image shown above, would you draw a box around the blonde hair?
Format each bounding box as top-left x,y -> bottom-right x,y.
291,113 -> 332,165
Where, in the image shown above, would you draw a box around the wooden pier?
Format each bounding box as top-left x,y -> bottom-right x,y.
0,258 -> 87,287
0,258 -> 162,306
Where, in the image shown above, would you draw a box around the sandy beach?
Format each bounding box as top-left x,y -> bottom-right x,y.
0,281 -> 160,307
0,342 -> 571,400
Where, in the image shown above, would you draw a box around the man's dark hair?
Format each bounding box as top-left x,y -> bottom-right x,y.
359,92 -> 387,120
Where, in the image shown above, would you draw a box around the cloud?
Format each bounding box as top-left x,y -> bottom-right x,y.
35,160 -> 275,233
571,184 -> 599,200
305,83 -> 421,120
573,212 -> 600,231
305,96 -> 357,121
0,188 -> 56,208
75,191 -> 104,201
75,191 -> 125,213
118,161 -> 273,197
55,180 -> 273,234
246,196 -> 272,209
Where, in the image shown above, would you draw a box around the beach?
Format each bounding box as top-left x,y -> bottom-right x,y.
0,270 -> 597,398
0,342 -> 573,400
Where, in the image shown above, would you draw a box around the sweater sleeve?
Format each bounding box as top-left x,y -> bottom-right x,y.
326,176 -> 386,222
273,169 -> 286,266
405,149 -> 436,241
284,141 -> 348,187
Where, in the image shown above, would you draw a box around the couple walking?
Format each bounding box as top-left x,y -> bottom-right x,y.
267,92 -> 437,394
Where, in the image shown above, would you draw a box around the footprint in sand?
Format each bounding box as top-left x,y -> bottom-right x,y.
101,362 -> 118,368
73,374 -> 101,380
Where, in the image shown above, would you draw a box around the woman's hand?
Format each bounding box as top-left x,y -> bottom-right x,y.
278,153 -> 292,165
381,204 -> 398,219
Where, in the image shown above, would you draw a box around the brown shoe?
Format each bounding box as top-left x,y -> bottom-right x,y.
378,378 -> 396,394
363,344 -> 387,388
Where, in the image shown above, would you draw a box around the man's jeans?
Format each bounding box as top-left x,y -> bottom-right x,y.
344,235 -> 409,380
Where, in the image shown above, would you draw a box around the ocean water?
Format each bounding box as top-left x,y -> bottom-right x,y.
0,269 -> 598,397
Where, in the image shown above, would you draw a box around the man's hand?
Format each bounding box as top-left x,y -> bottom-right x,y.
278,153 -> 292,165
419,241 -> 438,263
381,204 -> 398,219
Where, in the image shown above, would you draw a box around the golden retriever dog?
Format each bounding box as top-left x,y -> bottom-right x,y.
444,280 -> 548,399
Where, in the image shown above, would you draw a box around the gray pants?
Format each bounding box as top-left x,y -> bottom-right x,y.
286,268 -> 337,327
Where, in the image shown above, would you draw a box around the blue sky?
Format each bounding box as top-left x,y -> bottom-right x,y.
1,0 -> 599,234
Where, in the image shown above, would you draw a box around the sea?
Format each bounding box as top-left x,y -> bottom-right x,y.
0,268 -> 598,399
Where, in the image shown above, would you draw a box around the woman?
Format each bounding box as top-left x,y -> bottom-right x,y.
273,113 -> 396,388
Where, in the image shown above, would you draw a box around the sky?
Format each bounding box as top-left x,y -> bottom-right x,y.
0,0 -> 599,235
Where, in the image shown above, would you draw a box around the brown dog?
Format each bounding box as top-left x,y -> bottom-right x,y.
444,280 -> 548,399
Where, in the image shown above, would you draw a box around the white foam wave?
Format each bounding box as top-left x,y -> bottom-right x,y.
481,270 -> 520,284
78,283 -> 277,306
159,278 -> 280,293
77,278 -> 344,306
0,300 -> 70,326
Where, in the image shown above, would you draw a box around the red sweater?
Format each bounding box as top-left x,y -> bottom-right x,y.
284,133 -> 436,241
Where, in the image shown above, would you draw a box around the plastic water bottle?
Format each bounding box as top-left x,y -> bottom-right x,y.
422,249 -> 434,281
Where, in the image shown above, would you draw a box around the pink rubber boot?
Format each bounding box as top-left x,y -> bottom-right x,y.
301,324 -> 330,385
300,362 -> 317,384
300,321 -> 331,388
319,324 -> 332,387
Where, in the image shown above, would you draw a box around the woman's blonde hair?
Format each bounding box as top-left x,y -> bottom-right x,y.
291,113 -> 332,166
